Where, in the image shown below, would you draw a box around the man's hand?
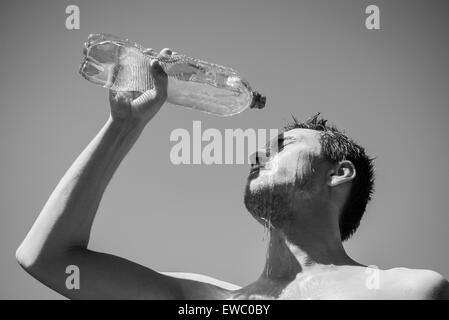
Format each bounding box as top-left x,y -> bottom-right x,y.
109,48 -> 172,126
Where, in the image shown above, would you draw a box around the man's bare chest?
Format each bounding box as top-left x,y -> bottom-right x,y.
228,275 -> 387,300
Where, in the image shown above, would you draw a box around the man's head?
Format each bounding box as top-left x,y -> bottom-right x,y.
244,114 -> 375,241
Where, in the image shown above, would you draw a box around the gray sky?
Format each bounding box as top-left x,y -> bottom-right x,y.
1,0 -> 448,299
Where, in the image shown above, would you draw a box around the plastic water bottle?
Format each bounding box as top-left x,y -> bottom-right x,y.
79,33 -> 266,116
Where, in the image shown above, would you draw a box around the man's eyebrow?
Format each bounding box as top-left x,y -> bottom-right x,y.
265,135 -> 298,151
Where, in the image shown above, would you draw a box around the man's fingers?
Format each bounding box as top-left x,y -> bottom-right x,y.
131,90 -> 156,107
109,52 -> 169,115
131,60 -> 167,108
154,47 -> 171,98
149,59 -> 168,102
112,49 -> 170,108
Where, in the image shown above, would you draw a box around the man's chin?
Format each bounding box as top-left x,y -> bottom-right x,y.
243,183 -> 293,228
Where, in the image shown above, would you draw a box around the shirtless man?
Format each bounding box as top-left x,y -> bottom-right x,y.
16,49 -> 449,299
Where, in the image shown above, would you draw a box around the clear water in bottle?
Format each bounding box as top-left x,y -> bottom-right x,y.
79,34 -> 266,116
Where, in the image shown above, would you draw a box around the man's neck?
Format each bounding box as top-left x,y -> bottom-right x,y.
259,215 -> 360,281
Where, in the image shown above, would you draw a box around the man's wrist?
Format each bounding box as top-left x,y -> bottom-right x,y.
108,115 -> 147,136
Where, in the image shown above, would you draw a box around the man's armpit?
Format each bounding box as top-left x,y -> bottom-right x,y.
162,272 -> 241,299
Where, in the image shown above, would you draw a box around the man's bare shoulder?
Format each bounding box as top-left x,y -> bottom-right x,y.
381,267 -> 449,299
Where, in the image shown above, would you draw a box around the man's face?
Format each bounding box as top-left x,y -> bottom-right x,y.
244,128 -> 328,227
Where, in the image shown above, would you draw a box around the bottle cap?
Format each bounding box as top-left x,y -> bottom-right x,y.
250,91 -> 266,109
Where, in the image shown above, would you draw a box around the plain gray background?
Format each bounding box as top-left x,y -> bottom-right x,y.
1,0 -> 448,299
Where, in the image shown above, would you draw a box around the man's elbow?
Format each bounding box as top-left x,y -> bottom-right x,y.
15,242 -> 53,274
16,244 -> 37,272
16,234 -> 85,271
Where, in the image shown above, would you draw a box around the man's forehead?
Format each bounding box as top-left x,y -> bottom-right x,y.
281,128 -> 322,141
267,128 -> 322,155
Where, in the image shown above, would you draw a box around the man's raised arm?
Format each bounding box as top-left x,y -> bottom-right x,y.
15,50 -> 235,299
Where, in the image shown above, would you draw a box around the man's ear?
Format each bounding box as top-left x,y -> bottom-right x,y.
327,160 -> 356,187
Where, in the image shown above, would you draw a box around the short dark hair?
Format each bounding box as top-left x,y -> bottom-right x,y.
284,113 -> 375,241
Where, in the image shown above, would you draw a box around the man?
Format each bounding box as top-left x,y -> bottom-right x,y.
16,49 -> 449,299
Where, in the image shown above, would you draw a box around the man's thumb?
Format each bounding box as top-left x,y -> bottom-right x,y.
150,59 -> 168,98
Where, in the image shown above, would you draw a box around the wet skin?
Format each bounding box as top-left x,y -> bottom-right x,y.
16,49 -> 449,299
